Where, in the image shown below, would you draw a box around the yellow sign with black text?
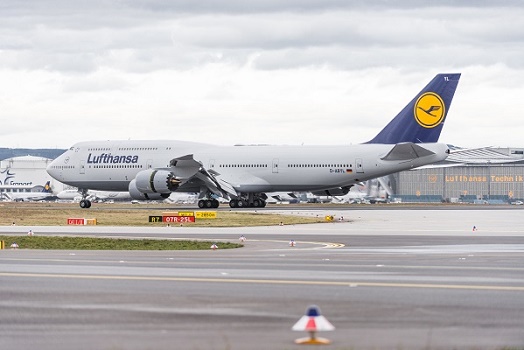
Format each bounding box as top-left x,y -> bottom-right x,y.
196,211 -> 217,219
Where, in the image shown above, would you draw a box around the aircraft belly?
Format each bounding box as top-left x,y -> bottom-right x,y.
232,172 -> 355,193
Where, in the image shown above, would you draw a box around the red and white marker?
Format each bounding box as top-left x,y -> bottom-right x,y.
292,305 -> 334,345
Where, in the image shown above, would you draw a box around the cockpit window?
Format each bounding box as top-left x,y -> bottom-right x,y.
69,147 -> 74,150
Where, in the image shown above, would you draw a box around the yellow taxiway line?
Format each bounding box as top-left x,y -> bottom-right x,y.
1,272 -> 524,292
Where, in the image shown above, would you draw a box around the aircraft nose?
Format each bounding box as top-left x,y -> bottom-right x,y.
46,160 -> 57,178
47,156 -> 63,180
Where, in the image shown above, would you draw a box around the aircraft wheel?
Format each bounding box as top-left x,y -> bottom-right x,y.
237,199 -> 245,208
212,199 -> 219,208
198,200 -> 205,208
205,200 -> 213,208
253,199 -> 260,207
229,200 -> 238,208
260,200 -> 267,207
80,199 -> 92,208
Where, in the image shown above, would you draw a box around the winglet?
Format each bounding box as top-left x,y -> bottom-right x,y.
366,73 -> 461,144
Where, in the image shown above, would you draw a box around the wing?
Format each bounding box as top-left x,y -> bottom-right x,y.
169,155 -> 238,198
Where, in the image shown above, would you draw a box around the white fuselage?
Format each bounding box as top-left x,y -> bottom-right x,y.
47,140 -> 449,194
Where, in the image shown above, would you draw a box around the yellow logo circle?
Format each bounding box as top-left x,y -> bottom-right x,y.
414,92 -> 445,128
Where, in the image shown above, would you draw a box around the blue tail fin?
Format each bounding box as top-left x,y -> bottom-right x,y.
366,73 -> 460,144
43,181 -> 52,193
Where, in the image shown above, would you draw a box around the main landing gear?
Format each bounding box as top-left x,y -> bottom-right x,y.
198,199 -> 220,208
197,193 -> 267,209
229,197 -> 267,208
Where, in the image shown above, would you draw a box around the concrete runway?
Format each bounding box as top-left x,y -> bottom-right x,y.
1,208 -> 524,350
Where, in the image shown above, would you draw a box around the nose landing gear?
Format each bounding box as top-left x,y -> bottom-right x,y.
79,189 -> 92,208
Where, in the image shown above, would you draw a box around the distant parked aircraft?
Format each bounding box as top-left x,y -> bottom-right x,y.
0,181 -> 55,201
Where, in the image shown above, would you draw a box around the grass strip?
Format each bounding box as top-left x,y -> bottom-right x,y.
0,202 -> 324,226
0,235 -> 242,250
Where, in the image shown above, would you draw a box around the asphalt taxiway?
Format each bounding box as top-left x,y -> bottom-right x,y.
1,208 -> 523,350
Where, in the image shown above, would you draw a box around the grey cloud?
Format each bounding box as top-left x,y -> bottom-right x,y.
170,7 -> 524,49
165,7 -> 524,71
1,1 -> 523,74
118,0 -> 524,14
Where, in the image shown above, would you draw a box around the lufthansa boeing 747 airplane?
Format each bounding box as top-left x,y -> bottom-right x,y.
47,73 -> 461,208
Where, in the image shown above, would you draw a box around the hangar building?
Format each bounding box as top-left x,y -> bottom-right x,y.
392,147 -> 524,203
0,155 -> 68,196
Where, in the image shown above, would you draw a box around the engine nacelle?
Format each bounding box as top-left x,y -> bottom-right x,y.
128,179 -> 171,200
311,186 -> 351,197
134,169 -> 180,194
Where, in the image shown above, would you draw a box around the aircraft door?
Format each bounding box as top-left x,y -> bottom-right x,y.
147,159 -> 153,169
356,158 -> 364,173
272,158 -> 279,173
80,160 -> 85,174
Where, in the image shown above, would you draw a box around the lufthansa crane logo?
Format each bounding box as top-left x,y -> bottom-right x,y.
414,92 -> 445,128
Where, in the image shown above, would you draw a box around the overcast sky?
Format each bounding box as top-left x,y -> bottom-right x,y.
1,0 -> 524,149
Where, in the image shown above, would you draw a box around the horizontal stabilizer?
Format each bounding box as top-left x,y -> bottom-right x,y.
411,163 -> 465,170
381,143 -> 435,161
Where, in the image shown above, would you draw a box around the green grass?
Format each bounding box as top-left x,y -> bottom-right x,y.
0,235 -> 242,250
0,202 -> 325,226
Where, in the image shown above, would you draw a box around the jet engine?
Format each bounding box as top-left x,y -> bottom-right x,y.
311,186 -> 351,196
135,169 -> 180,193
128,179 -> 171,200
128,169 -> 180,200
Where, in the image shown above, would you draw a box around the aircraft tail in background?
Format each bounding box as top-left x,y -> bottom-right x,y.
0,181 -> 55,201
43,181 -> 52,193
366,73 -> 461,144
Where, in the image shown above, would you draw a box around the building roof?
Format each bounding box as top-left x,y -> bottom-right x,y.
446,146 -> 524,165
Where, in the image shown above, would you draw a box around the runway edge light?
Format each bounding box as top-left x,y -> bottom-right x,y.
292,305 -> 334,345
